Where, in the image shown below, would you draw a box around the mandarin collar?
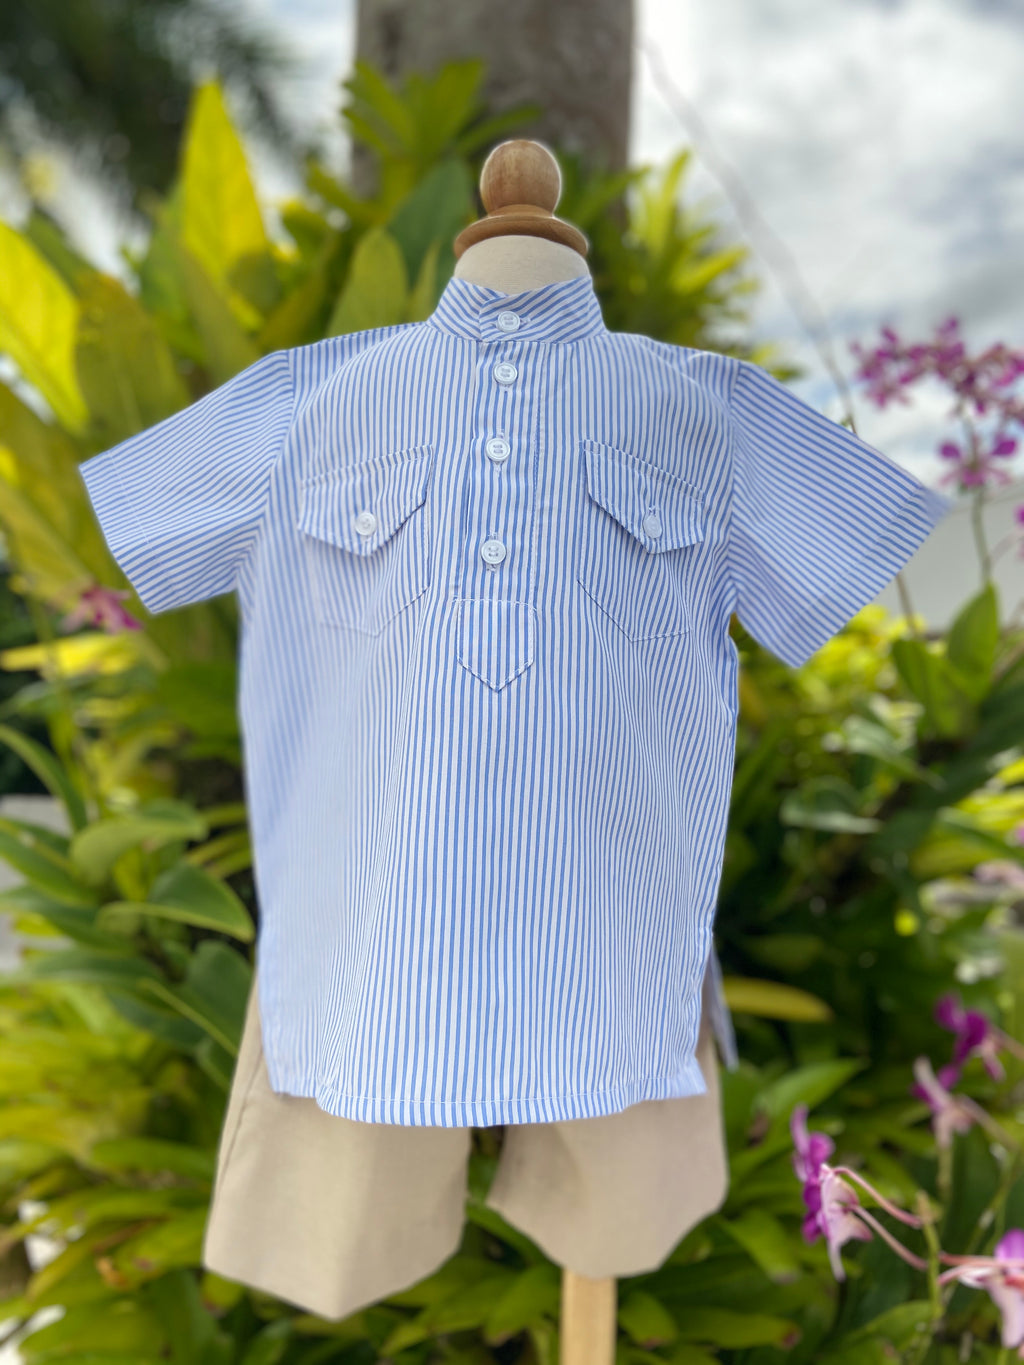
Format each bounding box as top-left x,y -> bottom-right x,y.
426,271 -> 607,344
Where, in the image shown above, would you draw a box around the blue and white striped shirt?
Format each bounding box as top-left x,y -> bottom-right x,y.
77,272 -> 950,1126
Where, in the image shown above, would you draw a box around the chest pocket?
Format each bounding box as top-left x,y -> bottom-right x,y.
576,439 -> 706,641
297,444 -> 433,633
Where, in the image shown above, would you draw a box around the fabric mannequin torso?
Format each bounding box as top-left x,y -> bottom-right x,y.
453,233 -> 589,291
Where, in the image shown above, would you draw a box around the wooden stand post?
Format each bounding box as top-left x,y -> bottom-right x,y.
560,1268 -> 616,1365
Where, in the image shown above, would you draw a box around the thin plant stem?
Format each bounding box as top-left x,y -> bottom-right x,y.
956,1148 -> 1024,1263
970,487 -> 993,583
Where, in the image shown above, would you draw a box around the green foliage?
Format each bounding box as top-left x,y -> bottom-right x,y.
0,51 -> 1020,1365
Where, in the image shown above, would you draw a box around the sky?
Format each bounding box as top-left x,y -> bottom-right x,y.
2,0 -> 1022,496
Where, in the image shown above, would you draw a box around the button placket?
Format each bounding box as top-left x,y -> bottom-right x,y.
483,338 -> 520,566
455,315 -> 535,690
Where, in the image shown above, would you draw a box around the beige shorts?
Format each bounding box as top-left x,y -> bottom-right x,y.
202,964 -> 729,1322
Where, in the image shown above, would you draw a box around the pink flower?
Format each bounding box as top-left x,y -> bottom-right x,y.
790,1104 -> 925,1282
60,584 -> 143,633
910,1056 -> 987,1147
934,991 -> 1006,1082
938,1229 -> 1024,1354
934,987 -> 1024,1083
849,321 -> 1024,494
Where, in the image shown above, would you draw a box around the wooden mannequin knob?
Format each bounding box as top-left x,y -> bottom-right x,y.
454,139 -> 589,259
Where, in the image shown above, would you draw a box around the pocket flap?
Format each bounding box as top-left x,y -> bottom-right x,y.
297,444 -> 433,556
582,440 -> 706,552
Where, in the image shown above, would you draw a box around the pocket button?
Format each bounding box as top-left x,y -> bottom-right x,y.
354,510 -> 377,536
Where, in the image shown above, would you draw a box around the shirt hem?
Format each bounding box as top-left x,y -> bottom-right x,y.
262,1053 -> 710,1127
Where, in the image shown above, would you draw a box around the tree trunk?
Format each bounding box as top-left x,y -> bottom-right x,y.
351,0 -> 633,198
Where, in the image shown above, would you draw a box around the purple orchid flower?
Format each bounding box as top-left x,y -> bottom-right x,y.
790,1104 -> 926,1282
849,319 -> 1024,496
938,1229 -> 1024,1355
934,987 -> 1024,1086
60,584 -> 143,633
909,1055 -> 987,1148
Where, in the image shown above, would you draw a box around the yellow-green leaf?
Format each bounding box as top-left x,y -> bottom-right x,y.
181,80 -> 270,288
0,723 -> 87,831
0,470 -> 94,607
98,862 -> 253,942
327,226 -> 408,335
70,802 -> 208,883
0,219 -> 88,432
110,1205 -> 210,1282
74,272 -> 189,446
170,236 -> 260,384
722,976 -> 833,1022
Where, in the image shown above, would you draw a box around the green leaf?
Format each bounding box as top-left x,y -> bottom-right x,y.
739,933 -> 825,973
0,219 -> 89,432
408,238 -> 443,320
153,663 -> 240,742
180,81 -> 271,294
483,1264 -> 560,1344
327,226 -> 408,334
780,777 -> 880,833
718,1209 -> 802,1282
87,1138 -> 216,1182
0,471 -> 91,607
143,1268 -> 227,1365
7,949 -> 165,993
109,1206 -> 210,1284
0,887 -> 132,950
97,863 -> 253,942
137,940 -> 251,1054
70,801 -> 208,883
619,1290 -> 678,1347
0,824 -> 97,906
841,1299 -> 935,1347
170,237 -> 260,385
104,991 -> 206,1048
381,1272 -> 517,1353
75,272 -> 191,449
673,1306 -> 798,1348
15,1298 -> 166,1357
891,637 -> 972,737
830,715 -> 937,784
659,1348 -> 720,1365
757,1059 -> 865,1125
946,582 -> 999,701
387,157 -> 473,287
0,723 -> 88,831
722,976 -> 833,1022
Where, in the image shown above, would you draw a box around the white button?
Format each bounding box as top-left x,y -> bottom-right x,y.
642,511 -> 662,539
354,510 -> 377,536
493,361 -> 518,384
486,436 -> 511,463
480,538 -> 507,566
496,311 -> 521,332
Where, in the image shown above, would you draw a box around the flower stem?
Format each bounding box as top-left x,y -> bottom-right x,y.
970,486 -> 992,584
852,1206 -> 928,1270
956,1148 -> 1024,1263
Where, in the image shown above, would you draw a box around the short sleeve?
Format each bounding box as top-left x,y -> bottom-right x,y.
727,357 -> 952,667
76,348 -> 294,616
